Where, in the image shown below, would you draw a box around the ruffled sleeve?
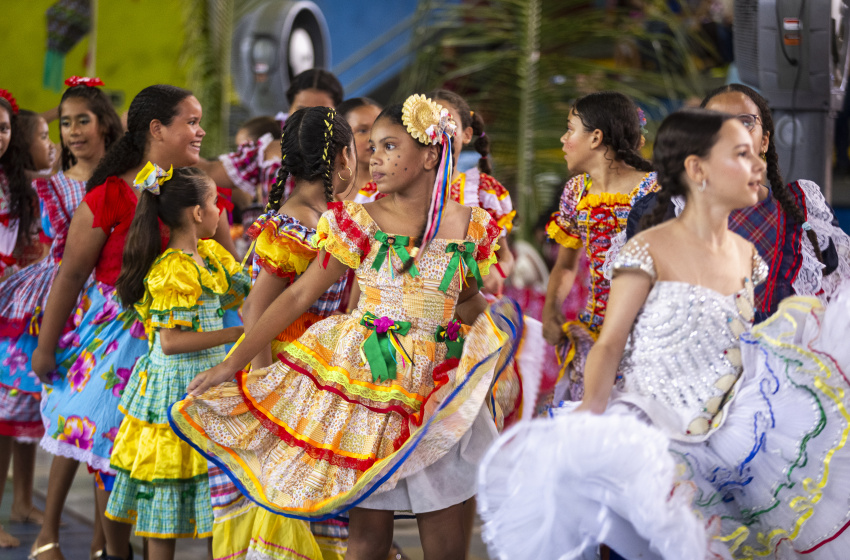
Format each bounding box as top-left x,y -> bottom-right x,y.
247,211 -> 317,280
83,177 -> 136,234
612,237 -> 656,282
477,172 -> 516,236
218,133 -> 281,198
196,239 -> 250,310
136,250 -> 205,333
468,207 -> 502,278
546,174 -> 587,250
794,180 -> 850,300
353,181 -> 387,204
312,201 -> 371,269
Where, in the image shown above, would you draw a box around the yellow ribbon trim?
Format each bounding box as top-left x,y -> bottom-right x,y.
546,220 -> 581,250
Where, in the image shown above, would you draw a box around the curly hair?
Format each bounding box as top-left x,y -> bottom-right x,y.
59,85 -> 123,170
701,83 -> 823,263
88,84 -> 192,191
265,106 -> 353,213
0,101 -> 37,249
573,91 -> 653,173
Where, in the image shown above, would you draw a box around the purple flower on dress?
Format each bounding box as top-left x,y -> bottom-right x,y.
56,415 -> 95,451
102,339 -> 119,357
444,320 -> 461,341
129,319 -> 146,340
92,297 -> 120,325
58,330 -> 81,349
374,316 -> 395,334
2,347 -> 28,376
68,350 -> 94,392
105,367 -> 131,398
102,426 -> 119,456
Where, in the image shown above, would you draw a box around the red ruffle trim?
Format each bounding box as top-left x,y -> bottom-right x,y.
474,214 -> 503,262
330,202 -> 371,257
0,420 -> 45,439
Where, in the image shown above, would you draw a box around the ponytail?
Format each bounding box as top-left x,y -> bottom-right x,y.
470,111 -> 492,175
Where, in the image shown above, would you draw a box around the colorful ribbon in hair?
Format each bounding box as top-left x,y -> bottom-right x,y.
0,90 -> 19,114
372,232 -> 419,279
65,76 -> 105,88
439,241 -> 482,293
360,312 -> 413,383
435,320 -> 465,360
134,162 -> 173,195
421,129 -> 453,255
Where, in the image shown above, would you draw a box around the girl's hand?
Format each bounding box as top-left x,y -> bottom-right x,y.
542,309 -> 567,347
187,363 -> 237,396
32,346 -> 58,385
225,325 -> 244,343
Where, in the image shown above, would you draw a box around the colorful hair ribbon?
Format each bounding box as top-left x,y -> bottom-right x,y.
65,76 -> 105,88
134,162 -> 173,196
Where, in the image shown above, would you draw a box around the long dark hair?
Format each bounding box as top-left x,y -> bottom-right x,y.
572,91 -> 653,173
337,97 -> 381,118
116,166 -> 209,307
0,102 -> 37,248
88,84 -> 192,192
265,106 -> 353,212
59,85 -> 123,170
645,109 -> 733,228
375,102 -> 443,273
429,89 -> 493,175
701,83 -> 823,263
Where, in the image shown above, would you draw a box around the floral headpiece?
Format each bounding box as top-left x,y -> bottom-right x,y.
0,89 -> 19,114
637,107 -> 648,135
134,162 -> 173,196
401,94 -> 457,256
65,76 -> 105,88
402,94 -> 457,145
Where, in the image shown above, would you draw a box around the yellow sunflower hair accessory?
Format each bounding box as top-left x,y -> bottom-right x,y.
402,94 -> 457,146
134,161 -> 173,196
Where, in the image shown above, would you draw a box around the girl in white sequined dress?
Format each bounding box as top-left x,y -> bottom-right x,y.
477,109 -> 850,560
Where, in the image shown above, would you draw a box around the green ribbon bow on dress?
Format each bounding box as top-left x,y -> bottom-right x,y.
372,231 -> 419,278
439,241 -> 482,293
435,320 -> 465,360
360,312 -> 413,383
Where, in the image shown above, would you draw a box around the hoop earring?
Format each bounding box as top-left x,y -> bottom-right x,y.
698,179 -> 707,193
337,166 -> 352,182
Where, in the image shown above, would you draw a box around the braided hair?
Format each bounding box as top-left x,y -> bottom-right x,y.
645,109 -> 733,229
573,91 -> 654,173
0,99 -> 37,249
88,85 -> 192,192
265,106 -> 353,212
701,83 -> 824,263
429,89 -> 493,175
58,85 -> 123,170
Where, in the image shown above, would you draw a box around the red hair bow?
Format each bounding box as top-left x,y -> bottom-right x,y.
0,89 -> 18,114
64,76 -> 105,88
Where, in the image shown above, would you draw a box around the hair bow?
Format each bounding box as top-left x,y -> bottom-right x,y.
134,162 -> 173,195
0,89 -> 19,114
65,76 -> 105,88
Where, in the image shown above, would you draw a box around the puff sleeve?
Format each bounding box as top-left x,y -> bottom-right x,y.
312,201 -> 371,270
546,174 -> 587,250
248,212 -> 317,280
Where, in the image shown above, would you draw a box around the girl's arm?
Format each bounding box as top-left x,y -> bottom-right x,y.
160,326 -> 244,356
574,270 -> 652,414
542,245 -> 580,346
32,203 -> 107,381
242,270 -> 291,368
187,253 -> 348,395
212,211 -> 238,258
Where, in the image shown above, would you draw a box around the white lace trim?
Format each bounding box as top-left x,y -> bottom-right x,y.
602,229 -> 628,280
794,180 -> 850,301
39,433 -> 115,473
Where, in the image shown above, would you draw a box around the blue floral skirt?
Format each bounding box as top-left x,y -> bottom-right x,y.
40,282 -> 148,473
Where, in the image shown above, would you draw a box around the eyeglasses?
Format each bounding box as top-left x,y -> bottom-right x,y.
735,113 -> 761,131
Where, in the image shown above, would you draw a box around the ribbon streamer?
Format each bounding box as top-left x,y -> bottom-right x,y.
360,312 -> 412,383
372,232 -> 419,278
439,241 -> 482,293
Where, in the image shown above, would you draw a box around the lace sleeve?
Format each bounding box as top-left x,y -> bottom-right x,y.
794,180 -> 850,300
611,237 -> 656,281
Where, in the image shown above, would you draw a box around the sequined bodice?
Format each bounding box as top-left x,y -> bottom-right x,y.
612,237 -> 768,440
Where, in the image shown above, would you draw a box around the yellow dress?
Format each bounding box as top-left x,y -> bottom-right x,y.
105,239 -> 249,538
170,201 -> 509,518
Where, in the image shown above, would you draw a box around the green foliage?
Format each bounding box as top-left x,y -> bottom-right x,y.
399,0 -> 706,239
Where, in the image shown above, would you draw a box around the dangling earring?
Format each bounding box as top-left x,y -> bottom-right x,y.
698,179 -> 707,193
760,152 -> 767,161
337,166 -> 352,181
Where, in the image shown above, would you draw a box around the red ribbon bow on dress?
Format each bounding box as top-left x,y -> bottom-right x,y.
64,76 -> 105,88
